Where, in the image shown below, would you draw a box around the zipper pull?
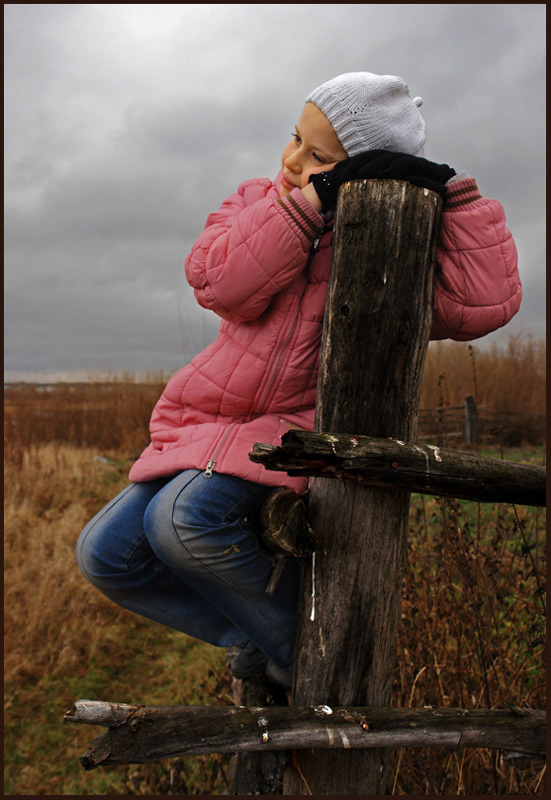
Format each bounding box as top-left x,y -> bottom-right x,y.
204,459 -> 215,478
312,235 -> 320,251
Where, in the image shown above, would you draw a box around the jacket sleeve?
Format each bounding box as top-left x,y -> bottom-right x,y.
431,177 -> 521,341
185,180 -> 324,323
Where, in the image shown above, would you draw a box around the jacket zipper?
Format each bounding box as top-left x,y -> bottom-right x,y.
256,238 -> 320,415
256,296 -> 302,414
205,295 -> 302,476
204,423 -> 235,477
204,237 -> 323,477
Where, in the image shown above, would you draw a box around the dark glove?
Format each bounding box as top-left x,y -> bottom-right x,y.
309,150 -> 456,211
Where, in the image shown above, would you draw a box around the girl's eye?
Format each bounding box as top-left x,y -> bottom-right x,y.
291,133 -> 326,163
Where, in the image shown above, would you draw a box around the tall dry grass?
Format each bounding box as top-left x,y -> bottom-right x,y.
390,491 -> 546,794
4,372 -> 168,455
4,334 -> 546,458
4,441 -> 545,795
4,443 -> 231,795
421,333 -> 546,412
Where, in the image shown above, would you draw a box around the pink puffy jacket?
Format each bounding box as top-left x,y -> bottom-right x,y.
129,172 -> 521,491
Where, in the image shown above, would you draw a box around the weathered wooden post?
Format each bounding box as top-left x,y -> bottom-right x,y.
283,179 -> 442,795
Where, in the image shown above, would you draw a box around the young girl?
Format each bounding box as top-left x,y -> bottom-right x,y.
76,72 -> 521,692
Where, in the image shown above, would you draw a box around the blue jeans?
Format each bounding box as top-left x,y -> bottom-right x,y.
76,470 -> 301,670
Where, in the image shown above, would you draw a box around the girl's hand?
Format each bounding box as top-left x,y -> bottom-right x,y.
309,150 -> 456,212
301,181 -> 323,213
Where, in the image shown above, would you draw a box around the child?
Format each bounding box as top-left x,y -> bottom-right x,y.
76,72 -> 521,691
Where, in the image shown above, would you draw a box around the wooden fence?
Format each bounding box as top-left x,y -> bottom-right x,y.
64,180 -> 546,795
416,397 -> 546,446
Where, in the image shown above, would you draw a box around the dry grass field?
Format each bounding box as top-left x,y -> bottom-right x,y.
4,334 -> 546,795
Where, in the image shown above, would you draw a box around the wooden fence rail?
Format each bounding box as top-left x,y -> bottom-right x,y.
64,701 -> 545,770
249,430 -> 546,507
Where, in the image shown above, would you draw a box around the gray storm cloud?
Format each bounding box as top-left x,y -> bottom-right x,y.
4,4 -> 546,380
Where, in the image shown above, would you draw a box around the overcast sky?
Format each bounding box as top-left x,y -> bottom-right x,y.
4,4 -> 546,381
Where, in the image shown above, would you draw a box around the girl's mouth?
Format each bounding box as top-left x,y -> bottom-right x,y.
281,175 -> 298,191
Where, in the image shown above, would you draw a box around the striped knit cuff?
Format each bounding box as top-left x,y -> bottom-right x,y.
276,188 -> 324,245
445,177 -> 483,210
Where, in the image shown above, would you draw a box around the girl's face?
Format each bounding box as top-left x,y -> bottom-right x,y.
280,102 -> 348,197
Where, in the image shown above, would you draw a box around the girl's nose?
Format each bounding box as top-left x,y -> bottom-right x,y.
285,151 -> 302,174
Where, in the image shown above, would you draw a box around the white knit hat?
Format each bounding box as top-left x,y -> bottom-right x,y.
305,72 -> 426,157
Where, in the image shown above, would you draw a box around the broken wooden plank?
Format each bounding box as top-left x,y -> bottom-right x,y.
249,430 -> 546,507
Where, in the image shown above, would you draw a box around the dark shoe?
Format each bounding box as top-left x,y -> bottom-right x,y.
265,660 -> 293,692
230,648 -> 269,680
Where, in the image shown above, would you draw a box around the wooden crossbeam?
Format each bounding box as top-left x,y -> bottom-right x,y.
64,701 -> 546,770
250,430 -> 546,507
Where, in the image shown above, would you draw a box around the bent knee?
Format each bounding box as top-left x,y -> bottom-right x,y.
76,516 -> 149,591
75,519 -> 114,586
